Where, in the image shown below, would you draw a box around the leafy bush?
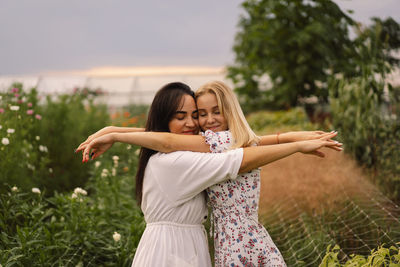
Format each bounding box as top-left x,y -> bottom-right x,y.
320,244 -> 400,266
0,83 -> 110,195
0,143 -> 145,267
0,85 -> 51,193
329,74 -> 400,200
246,107 -> 315,134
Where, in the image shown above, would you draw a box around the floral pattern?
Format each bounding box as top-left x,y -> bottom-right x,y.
203,130 -> 286,267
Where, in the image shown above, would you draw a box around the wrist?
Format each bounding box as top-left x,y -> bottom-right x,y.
278,132 -> 291,143
109,132 -> 118,142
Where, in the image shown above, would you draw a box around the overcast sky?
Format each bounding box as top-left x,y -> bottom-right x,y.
0,0 -> 399,75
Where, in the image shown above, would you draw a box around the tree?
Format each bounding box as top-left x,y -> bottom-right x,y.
228,0 -> 360,110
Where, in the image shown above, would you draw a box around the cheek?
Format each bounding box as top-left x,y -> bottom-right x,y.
168,119 -> 183,133
198,117 -> 207,129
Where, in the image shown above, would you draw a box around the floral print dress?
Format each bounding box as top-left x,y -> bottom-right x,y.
203,130 -> 286,267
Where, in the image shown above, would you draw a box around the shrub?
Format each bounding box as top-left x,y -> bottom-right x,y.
320,244 -> 400,266
0,143 -> 145,266
329,74 -> 400,200
0,83 -> 110,195
246,107 -> 315,134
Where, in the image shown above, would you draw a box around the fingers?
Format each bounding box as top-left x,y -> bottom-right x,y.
82,143 -> 92,163
320,131 -> 338,141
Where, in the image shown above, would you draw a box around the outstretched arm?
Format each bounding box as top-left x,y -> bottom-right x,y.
81,132 -> 210,162
258,131 -> 342,150
240,131 -> 341,172
76,126 -> 145,153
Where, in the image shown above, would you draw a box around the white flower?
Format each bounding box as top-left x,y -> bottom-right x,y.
49,168 -> 53,173
126,145 -> 132,150
113,232 -> 121,242
39,145 -> 48,153
1,138 -> 9,145
135,149 -> 140,156
10,105 -> 20,111
112,155 -> 119,161
36,136 -> 40,141
95,161 -> 101,168
101,168 -> 109,178
7,128 -> 15,134
74,187 -> 87,196
0,95 -> 2,100
27,163 -> 35,170
112,168 -> 116,176
32,187 -> 41,194
0,125 -> 2,130
71,193 -> 78,199
11,186 -> 18,192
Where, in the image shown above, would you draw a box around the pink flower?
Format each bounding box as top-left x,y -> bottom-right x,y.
27,109 -> 34,115
0,108 -> 4,114
17,100 -> 23,104
14,93 -> 20,98
11,88 -> 19,93
27,102 -> 33,107
35,114 -> 42,120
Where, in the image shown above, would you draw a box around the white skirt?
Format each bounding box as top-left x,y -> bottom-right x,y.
131,221 -> 212,267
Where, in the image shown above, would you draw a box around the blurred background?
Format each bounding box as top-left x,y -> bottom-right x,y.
1,0 -> 400,266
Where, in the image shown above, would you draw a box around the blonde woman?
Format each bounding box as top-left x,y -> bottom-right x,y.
77,81 -> 341,266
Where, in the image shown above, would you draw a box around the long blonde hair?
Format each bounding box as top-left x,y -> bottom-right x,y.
195,81 -> 260,148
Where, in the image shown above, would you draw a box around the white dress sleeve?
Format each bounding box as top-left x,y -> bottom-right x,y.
147,148 -> 243,204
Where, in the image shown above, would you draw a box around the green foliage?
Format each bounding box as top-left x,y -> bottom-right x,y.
228,0 -> 355,110
228,0 -> 400,111
0,84 -> 51,193
0,83 -> 110,195
320,244 -> 400,266
329,72 -> 400,200
246,107 -> 315,133
0,143 -> 145,266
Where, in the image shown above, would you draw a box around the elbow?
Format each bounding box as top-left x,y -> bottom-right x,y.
160,135 -> 174,153
239,158 -> 252,173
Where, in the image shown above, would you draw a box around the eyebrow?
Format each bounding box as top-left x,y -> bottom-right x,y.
175,110 -> 198,114
198,106 -> 219,110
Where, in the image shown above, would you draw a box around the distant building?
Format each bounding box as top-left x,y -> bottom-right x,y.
0,66 -> 232,107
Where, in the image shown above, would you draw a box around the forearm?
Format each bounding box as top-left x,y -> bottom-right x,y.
111,132 -> 209,153
108,126 -> 145,133
258,132 -> 292,145
239,142 -> 299,172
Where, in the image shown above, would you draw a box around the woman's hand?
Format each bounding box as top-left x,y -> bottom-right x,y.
282,131 -> 342,151
297,132 -> 342,157
76,126 -> 115,154
81,133 -> 115,163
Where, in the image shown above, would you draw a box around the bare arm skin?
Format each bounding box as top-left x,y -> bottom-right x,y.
81,132 -> 341,175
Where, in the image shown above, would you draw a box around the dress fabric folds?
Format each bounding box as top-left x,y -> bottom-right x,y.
131,149 -> 243,267
203,130 -> 287,267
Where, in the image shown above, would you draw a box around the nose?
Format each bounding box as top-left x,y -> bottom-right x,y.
206,114 -> 215,124
186,116 -> 197,128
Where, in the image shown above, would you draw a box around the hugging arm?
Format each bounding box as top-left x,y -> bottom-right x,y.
80,131 -> 211,162
239,132 -> 339,173
76,126 -> 145,153
258,130 -> 342,151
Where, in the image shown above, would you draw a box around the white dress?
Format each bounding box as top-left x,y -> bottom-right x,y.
131,149 -> 244,267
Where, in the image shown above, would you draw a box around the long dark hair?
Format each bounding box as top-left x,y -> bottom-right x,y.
136,82 -> 195,206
